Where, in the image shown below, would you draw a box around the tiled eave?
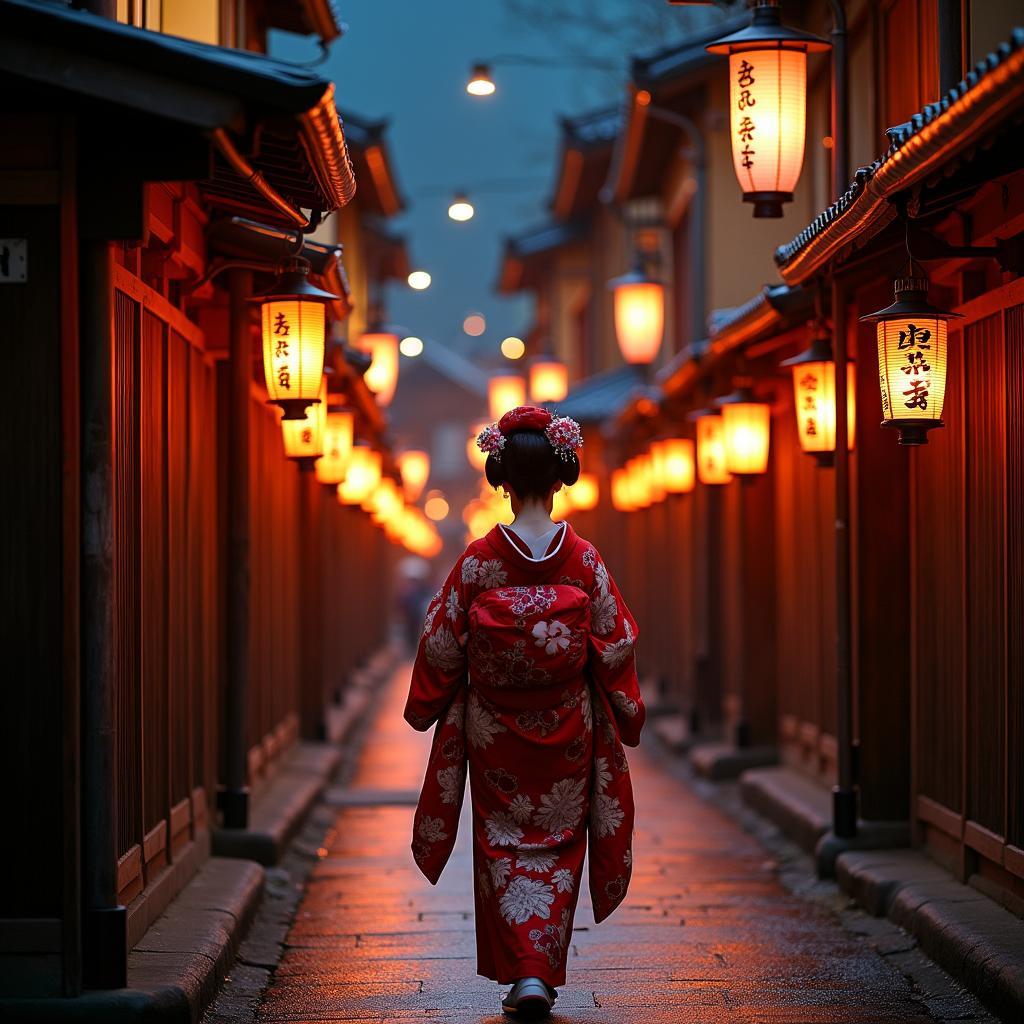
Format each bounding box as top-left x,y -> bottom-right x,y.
776,28 -> 1024,285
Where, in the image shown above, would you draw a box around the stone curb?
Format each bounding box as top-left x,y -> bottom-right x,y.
0,858 -> 263,1023
739,765 -> 831,854
837,849 -> 1024,1022
688,740 -> 778,780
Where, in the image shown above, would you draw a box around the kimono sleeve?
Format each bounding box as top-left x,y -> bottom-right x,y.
404,555 -> 472,731
587,557 -> 645,746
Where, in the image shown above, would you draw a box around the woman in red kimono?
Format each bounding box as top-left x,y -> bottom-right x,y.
404,406 -> 645,1018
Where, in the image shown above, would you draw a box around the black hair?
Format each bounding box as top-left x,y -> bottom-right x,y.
485,429 -> 580,499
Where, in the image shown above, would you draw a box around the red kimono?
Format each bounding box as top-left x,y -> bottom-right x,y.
405,522 -> 644,988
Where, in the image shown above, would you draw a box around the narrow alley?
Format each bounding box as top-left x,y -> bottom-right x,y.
251,667 -> 956,1024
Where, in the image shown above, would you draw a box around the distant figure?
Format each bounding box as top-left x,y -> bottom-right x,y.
404,406 -> 645,1019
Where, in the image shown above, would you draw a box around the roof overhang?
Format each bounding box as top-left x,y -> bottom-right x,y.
498,221 -> 588,294
0,0 -> 357,227
775,28 -> 1024,284
342,112 -> 404,217
551,107 -> 621,221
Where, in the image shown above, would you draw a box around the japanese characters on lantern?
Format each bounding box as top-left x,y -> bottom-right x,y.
260,298 -> 326,419
315,408 -> 354,485
691,411 -> 733,485
860,275 -> 960,446
282,377 -> 327,462
781,338 -> 856,463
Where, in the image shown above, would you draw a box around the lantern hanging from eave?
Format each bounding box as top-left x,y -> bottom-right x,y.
356,327 -> 400,407
337,446 -> 382,505
717,386 -> 771,475
659,437 -> 696,494
314,407 -> 354,485
528,354 -> 569,403
706,1 -> 830,219
611,468 -> 634,512
608,265 -> 665,364
780,334 -> 856,465
689,409 -> 734,485
860,273 -> 960,446
282,376 -> 327,465
256,256 -> 337,419
570,471 -> 599,510
397,449 -> 431,502
488,373 -> 527,420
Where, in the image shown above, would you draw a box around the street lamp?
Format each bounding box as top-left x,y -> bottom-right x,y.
860,272 -> 960,446
706,0 -> 830,218
448,193 -> 475,221
608,263 -> 665,365
466,63 -> 496,96
690,409 -> 734,485
407,270 -> 432,290
717,386 -> 771,476
255,255 -> 337,419
356,325 -> 400,407
465,54 -> 619,98
781,330 -> 855,465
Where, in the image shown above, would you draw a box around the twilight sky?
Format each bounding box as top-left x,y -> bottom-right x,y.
271,1 -> 723,368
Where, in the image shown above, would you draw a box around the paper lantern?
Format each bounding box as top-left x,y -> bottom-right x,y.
570,472 -> 599,510
365,478 -> 403,525
718,387 -> 771,475
691,410 -> 734,485
337,446 -> 381,505
488,373 -> 527,420
256,257 -> 336,419
627,457 -> 652,509
467,421 -> 489,470
860,275 -> 960,446
608,267 -> 664,364
707,3 -> 829,218
314,408 -> 354,485
658,438 -> 696,494
611,468 -> 634,512
282,377 -> 327,463
529,356 -> 569,403
397,449 -> 430,502
356,329 -> 400,407
781,335 -> 856,464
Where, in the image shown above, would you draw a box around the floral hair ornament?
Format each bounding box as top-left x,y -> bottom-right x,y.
545,415 -> 584,461
475,422 -> 506,460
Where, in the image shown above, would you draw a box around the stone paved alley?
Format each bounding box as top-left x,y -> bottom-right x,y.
243,668 -> 992,1024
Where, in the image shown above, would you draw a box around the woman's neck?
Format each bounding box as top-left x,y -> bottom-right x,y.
512,501 -> 554,531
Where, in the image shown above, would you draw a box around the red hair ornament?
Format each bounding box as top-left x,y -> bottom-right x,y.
477,405 -> 583,463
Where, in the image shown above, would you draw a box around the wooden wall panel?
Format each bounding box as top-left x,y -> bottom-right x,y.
965,314 -> 1006,836
1006,304 -> 1024,850
912,330 -> 965,815
140,310 -> 168,837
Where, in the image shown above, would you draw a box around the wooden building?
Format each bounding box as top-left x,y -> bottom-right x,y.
0,0 -> 403,999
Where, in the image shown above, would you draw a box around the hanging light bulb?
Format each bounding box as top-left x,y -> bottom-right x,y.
860,271 -> 960,446
448,193 -> 475,221
608,263 -> 665,365
706,0 -> 830,218
780,331 -> 856,465
466,63 -> 497,96
254,255 -> 337,419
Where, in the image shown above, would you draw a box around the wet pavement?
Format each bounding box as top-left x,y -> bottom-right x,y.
254,666 -> 948,1023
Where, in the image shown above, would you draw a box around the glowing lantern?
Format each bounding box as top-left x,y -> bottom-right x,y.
570,472 -> 599,510
467,63 -> 496,96
860,274 -> 960,446
467,421 -> 489,470
356,328 -> 400,407
488,373 -> 527,420
366,478 -> 402,525
690,410 -> 734,485
611,468 -> 634,512
397,449 -> 430,502
658,438 -> 696,494
551,488 -> 574,522
337,446 -> 381,505
608,266 -> 665,365
706,2 -> 829,218
529,355 -> 569,403
314,407 -> 354,485
641,450 -> 665,503
718,387 -> 771,475
628,457 -> 652,509
255,256 -> 336,419
781,334 -> 856,464
282,377 -> 327,464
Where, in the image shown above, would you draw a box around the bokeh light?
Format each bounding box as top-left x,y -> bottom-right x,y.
400,336 -> 424,357
501,336 -> 525,359
463,313 -> 486,336
407,270 -> 432,290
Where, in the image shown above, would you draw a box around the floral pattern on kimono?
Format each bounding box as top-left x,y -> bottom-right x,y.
406,524 -> 644,988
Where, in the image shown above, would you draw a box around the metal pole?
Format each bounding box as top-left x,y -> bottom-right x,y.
827,0 -> 856,838
80,239 -> 127,988
222,269 -> 252,828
